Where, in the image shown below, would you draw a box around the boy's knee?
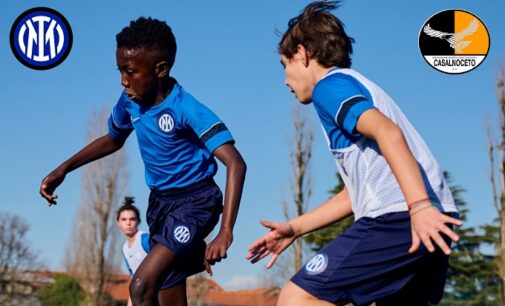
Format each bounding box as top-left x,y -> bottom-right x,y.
276,283 -> 302,306
276,288 -> 291,306
129,276 -> 155,303
277,282 -> 330,306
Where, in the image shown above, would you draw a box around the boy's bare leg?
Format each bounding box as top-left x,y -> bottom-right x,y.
277,281 -> 348,306
158,282 -> 187,306
130,244 -> 186,306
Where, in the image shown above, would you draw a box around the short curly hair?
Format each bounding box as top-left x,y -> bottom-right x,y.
116,17 -> 177,70
279,1 -> 354,68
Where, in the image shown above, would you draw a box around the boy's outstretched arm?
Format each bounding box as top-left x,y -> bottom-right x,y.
246,188 -> 353,269
356,109 -> 462,255
40,135 -> 126,206
204,143 -> 246,275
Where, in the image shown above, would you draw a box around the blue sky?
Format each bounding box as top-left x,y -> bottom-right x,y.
1,0 -> 504,290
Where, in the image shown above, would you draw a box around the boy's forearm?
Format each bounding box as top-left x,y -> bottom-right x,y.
219,155 -> 246,232
290,188 -> 352,237
56,135 -> 124,174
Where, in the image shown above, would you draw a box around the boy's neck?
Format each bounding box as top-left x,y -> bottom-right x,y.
126,230 -> 139,246
309,59 -> 333,85
152,77 -> 176,106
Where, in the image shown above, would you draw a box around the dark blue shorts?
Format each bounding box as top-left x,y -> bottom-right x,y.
147,178 -> 223,289
291,212 -> 453,306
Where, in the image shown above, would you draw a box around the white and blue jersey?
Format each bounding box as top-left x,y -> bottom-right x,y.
108,81 -> 234,190
312,68 -> 457,220
122,231 -> 150,276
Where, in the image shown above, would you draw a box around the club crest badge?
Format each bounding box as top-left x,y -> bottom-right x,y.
158,113 -> 174,133
419,9 -> 489,74
305,253 -> 328,275
173,225 -> 191,244
10,7 -> 73,70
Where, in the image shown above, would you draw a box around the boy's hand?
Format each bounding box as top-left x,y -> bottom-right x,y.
408,204 -> 462,255
204,229 -> 233,276
246,219 -> 296,269
40,169 -> 66,206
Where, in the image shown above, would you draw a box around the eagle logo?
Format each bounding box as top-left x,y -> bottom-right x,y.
423,18 -> 478,53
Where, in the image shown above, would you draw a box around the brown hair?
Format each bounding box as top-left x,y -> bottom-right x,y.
116,196 -> 141,224
279,1 -> 354,68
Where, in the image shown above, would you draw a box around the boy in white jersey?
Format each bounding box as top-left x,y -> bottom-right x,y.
247,2 -> 461,305
117,197 -> 149,306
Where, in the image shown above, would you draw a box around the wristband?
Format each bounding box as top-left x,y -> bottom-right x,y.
407,197 -> 431,210
410,204 -> 435,216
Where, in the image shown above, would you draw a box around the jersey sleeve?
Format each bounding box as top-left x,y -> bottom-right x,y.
312,74 -> 374,136
181,97 -> 234,152
108,93 -> 134,141
140,232 -> 150,253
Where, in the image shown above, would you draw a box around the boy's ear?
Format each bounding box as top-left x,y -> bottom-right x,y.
297,44 -> 309,67
156,61 -> 170,78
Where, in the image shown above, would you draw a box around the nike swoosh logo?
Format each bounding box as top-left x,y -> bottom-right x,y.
131,116 -> 140,123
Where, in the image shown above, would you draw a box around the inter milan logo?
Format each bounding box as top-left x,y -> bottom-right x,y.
10,7 -> 73,70
158,113 -> 174,133
173,225 -> 191,244
305,253 -> 328,275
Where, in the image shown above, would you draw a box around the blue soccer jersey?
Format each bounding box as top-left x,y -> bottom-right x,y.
312,68 -> 456,219
108,81 -> 234,190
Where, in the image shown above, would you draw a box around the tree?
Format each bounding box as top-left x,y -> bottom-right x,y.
304,173 -> 353,252
38,275 -> 85,306
486,66 -> 505,302
283,109 -> 314,272
266,108 -> 315,286
0,212 -> 41,305
441,172 -> 501,305
64,106 -> 129,306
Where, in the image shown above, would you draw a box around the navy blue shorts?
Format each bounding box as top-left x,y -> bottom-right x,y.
147,178 -> 223,289
291,212 -> 453,306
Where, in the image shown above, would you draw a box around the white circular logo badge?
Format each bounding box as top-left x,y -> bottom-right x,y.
158,113 -> 174,132
173,225 -> 191,244
419,9 -> 490,74
305,253 -> 328,275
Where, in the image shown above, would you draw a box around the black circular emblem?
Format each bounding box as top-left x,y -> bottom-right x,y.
418,9 -> 490,74
10,7 -> 73,70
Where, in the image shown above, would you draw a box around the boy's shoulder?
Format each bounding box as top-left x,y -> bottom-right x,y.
138,230 -> 149,237
172,82 -> 217,114
313,68 -> 366,104
317,68 -> 363,88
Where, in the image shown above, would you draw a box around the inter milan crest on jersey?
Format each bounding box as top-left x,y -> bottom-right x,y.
10,7 -> 73,70
158,113 -> 175,133
305,253 -> 328,275
173,225 -> 191,244
418,9 -> 489,74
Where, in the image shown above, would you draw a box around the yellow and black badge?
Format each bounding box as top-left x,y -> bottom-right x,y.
419,9 -> 489,74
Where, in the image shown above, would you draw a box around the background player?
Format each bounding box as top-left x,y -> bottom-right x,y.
117,197 -> 150,306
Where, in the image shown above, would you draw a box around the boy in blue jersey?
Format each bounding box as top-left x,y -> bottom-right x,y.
247,2 -> 461,305
40,17 -> 246,306
117,197 -> 150,306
